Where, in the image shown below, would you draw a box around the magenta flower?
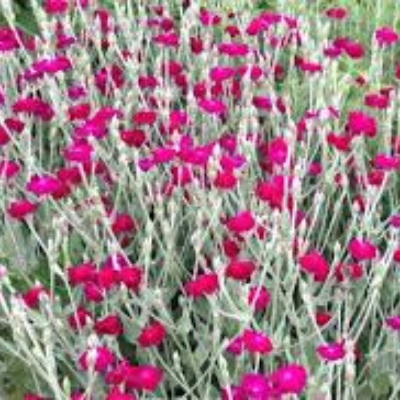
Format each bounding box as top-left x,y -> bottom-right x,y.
375,26 -> 399,47
269,364 -> 307,395
317,341 -> 346,362
268,137 -> 288,166
22,285 -> 49,309
347,110 -> 376,137
68,307 -> 92,331
198,98 -> 227,115
0,160 -> 21,180
199,9 -> 221,27
209,66 -> 236,82
44,0 -> 69,14
348,238 -> 377,261
218,42 -> 250,57
106,388 -> 137,400
225,259 -> 257,281
67,262 -> 97,286
248,286 -> 271,312
125,365 -> 164,392
373,154 -> 399,171
325,7 -> 348,20
240,373 -> 271,398
13,97 -> 54,121
79,346 -> 115,372
184,273 -> 219,298
385,316 -> 400,331
242,329 -> 273,355
226,211 -> 256,234
26,174 -> 61,197
226,335 -> 244,356
137,321 -> 166,348
94,315 -> 124,336
298,250 -> 330,282
7,199 -> 38,220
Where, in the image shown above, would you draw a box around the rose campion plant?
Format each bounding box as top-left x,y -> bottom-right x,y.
0,0 -> 399,398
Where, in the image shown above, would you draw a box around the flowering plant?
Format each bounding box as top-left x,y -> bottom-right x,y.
0,0 -> 400,399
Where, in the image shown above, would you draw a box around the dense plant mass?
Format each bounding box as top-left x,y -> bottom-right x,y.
1,0 -> 400,398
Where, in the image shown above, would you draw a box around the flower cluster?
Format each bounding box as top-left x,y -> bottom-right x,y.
0,0 -> 400,398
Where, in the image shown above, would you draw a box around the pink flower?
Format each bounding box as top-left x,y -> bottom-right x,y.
373,154 -> 399,171
393,247 -> 400,263
138,75 -> 158,89
348,238 -> 377,261
106,389 -> 136,400
0,124 -> 11,146
364,92 -> 390,110
252,96 -> 273,111
248,286 -> 271,312
385,315 -> 400,331
44,0 -> 68,14
94,315 -> 124,336
325,7 -> 348,20
111,213 -> 137,235
389,215 -> 400,228
214,170 -> 237,190
218,42 -> 249,57
0,160 -> 21,180
242,329 -> 273,355
13,97 -> 54,121
226,335 -> 244,355
317,342 -> 346,362
68,262 -> 97,286
184,273 -> 219,298
137,321 -> 166,348
209,66 -> 235,82
132,110 -> 157,125
296,57 -> 323,73
298,251 -> 330,282
190,36 -> 204,54
347,110 -> 376,137
24,395 -> 49,400
268,137 -> 288,166
95,65 -> 125,95
22,285 -> 49,308
125,365 -> 164,392
97,265 -> 119,291
225,260 -> 256,281
105,360 -> 130,386
119,266 -> 143,292
7,199 -> 38,220
269,364 -> 307,395
255,175 -> 286,209
198,98 -> 227,115
68,307 -> 92,330
375,26 -> 399,47
79,346 -> 115,372
153,32 -> 180,48
342,40 -> 365,59
26,174 -> 61,196
199,9 -> 221,26
240,373 -> 271,398
31,56 -> 72,75
315,311 -> 332,326
335,263 -> 364,282
152,147 -> 176,164
106,388 -> 136,400
63,140 -> 93,163
226,211 -> 256,234
83,282 -> 104,303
